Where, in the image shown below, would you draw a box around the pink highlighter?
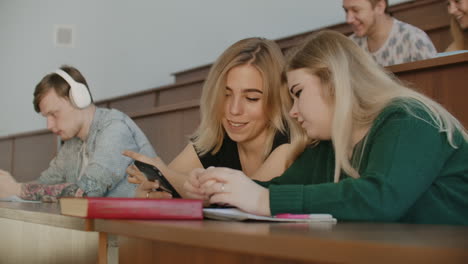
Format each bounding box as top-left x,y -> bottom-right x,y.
275,213 -> 333,219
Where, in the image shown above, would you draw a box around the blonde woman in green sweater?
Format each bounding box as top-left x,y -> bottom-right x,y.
185,30 -> 468,225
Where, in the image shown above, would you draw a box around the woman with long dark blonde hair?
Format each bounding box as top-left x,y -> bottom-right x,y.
125,37 -> 305,198
189,30 -> 468,225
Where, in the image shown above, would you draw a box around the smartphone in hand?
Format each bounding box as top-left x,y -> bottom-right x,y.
133,160 -> 181,198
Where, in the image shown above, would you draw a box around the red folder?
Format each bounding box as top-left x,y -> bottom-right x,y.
60,197 -> 203,220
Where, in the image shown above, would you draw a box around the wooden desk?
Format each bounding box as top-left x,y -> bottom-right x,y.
94,219 -> 468,264
1,202 -> 467,263
0,202 -> 100,264
390,52 -> 468,127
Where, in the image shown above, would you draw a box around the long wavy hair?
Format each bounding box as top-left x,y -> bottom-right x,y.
285,30 -> 467,182
192,38 -> 306,162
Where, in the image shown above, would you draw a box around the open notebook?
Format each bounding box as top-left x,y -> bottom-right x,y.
203,208 -> 337,223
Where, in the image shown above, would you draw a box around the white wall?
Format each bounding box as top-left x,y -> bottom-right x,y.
0,0 -> 409,137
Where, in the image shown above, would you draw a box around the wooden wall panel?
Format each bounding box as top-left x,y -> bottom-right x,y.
12,133 -> 57,182
437,65 -> 468,126
134,108 -> 199,163
109,93 -> 156,114
395,70 -> 438,99
0,139 -> 13,172
394,0 -> 448,32
182,108 -> 201,140
394,59 -> 468,127
173,66 -> 211,84
95,81 -> 203,116
157,82 -> 203,107
427,27 -> 453,52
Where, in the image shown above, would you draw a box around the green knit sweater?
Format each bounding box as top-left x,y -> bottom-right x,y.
259,100 -> 468,225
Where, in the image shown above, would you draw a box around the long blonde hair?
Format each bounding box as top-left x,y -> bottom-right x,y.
285,30 -> 468,182
192,38 -> 305,162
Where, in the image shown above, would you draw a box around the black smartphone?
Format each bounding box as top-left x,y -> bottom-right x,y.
133,160 -> 181,198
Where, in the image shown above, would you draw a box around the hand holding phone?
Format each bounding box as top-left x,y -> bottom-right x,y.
133,160 -> 181,198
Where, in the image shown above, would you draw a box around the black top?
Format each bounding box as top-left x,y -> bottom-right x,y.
196,132 -> 289,170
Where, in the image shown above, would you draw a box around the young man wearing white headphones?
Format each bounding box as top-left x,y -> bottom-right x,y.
0,65 -> 157,201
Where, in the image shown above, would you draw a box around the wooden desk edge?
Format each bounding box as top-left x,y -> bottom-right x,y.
94,219 -> 468,263
0,203 -> 94,231
388,53 -> 468,73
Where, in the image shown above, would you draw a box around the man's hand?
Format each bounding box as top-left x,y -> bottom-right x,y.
0,169 -> 21,198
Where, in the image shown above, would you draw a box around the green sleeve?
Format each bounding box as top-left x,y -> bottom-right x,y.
269,116 -> 453,221
254,180 -> 270,188
255,141 -> 334,189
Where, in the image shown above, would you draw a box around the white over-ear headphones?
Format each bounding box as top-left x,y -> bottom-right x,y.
55,69 -> 92,109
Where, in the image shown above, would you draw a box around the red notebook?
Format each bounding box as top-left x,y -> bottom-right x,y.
59,197 -> 203,220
